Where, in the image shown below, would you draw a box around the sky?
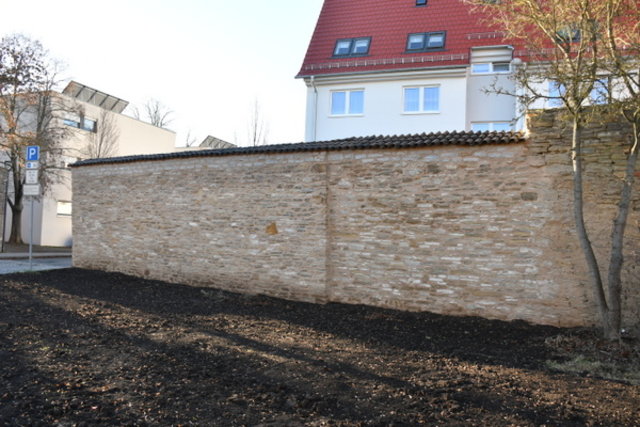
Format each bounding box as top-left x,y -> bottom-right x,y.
0,0 -> 324,147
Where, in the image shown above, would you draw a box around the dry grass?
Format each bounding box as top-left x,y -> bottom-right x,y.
545,331 -> 640,385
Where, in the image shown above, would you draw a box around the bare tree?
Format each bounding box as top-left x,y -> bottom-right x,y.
467,0 -> 639,340
132,98 -> 173,128
81,109 -> 119,159
246,98 -> 269,146
596,0 -> 640,340
0,34 -> 70,244
184,130 -> 198,147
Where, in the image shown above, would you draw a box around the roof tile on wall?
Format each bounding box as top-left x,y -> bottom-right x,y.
72,131 -> 525,167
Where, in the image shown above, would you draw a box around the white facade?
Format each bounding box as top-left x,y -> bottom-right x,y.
302,46 -> 519,142
4,90 -> 176,247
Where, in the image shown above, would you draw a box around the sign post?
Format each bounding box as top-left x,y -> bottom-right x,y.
26,146 -> 40,270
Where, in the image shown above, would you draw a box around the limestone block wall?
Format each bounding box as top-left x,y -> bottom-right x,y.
72,113 -> 639,329
527,110 -> 640,329
72,153 -> 330,303
325,145 -> 588,326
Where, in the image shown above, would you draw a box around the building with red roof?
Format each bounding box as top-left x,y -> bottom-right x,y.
296,0 -> 525,141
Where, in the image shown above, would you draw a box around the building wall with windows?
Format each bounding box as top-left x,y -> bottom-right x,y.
61,100 -> 177,158
297,0 -> 524,141
304,65 -> 520,141
3,85 -> 177,247
305,69 -> 471,142
36,98 -> 176,247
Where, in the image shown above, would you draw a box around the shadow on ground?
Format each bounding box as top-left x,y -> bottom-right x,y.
1,268 -> 638,426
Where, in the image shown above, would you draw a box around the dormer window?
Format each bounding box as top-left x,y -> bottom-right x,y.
416,0 -> 427,5
333,37 -> 371,57
556,25 -> 581,44
406,32 -> 445,52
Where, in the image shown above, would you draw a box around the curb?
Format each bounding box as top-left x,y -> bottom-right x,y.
0,253 -> 72,260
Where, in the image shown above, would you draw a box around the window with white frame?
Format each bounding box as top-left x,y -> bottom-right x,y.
56,201 -> 72,217
471,122 -> 512,132
403,86 -> 440,113
471,62 -> 511,74
331,90 -> 364,115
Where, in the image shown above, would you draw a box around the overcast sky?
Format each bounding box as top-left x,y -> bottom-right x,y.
1,0 -> 324,147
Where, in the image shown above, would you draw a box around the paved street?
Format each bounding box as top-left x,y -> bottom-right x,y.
0,257 -> 72,274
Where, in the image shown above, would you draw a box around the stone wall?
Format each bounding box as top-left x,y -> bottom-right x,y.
73,153 -> 330,303
527,110 -> 640,329
72,112 -> 639,329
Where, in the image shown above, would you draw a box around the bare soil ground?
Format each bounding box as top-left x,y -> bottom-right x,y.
1,268 -> 639,426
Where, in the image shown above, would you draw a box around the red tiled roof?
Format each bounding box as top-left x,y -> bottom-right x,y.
297,0 -> 520,77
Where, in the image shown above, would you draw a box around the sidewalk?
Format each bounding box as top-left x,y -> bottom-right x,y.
0,243 -> 72,273
0,257 -> 72,274
0,243 -> 72,260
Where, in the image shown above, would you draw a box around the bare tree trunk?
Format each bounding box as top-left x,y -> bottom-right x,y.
8,201 -> 22,244
7,159 -> 23,245
571,117 -> 612,337
605,121 -> 639,340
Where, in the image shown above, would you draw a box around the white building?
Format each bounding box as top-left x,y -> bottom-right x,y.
296,0 -> 523,141
296,0 -> 616,142
4,81 -> 176,247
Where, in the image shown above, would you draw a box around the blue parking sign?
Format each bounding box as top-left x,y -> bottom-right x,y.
27,146 -> 40,161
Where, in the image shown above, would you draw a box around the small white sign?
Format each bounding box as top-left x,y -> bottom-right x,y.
26,161 -> 39,169
23,184 -> 40,196
26,169 -> 39,185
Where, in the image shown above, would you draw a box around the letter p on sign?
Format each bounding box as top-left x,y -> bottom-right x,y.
27,146 -> 40,161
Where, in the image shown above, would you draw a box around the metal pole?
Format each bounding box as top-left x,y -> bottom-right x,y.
29,196 -> 33,270
1,163 -> 9,253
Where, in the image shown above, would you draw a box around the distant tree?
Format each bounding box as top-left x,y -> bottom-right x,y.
133,98 -> 173,128
81,109 -> 119,159
467,0 -> 639,340
184,130 -> 198,147
0,34 -> 70,244
246,98 -> 269,146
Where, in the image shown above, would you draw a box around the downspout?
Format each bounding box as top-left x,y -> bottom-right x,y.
310,75 -> 318,141
511,57 -> 526,132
